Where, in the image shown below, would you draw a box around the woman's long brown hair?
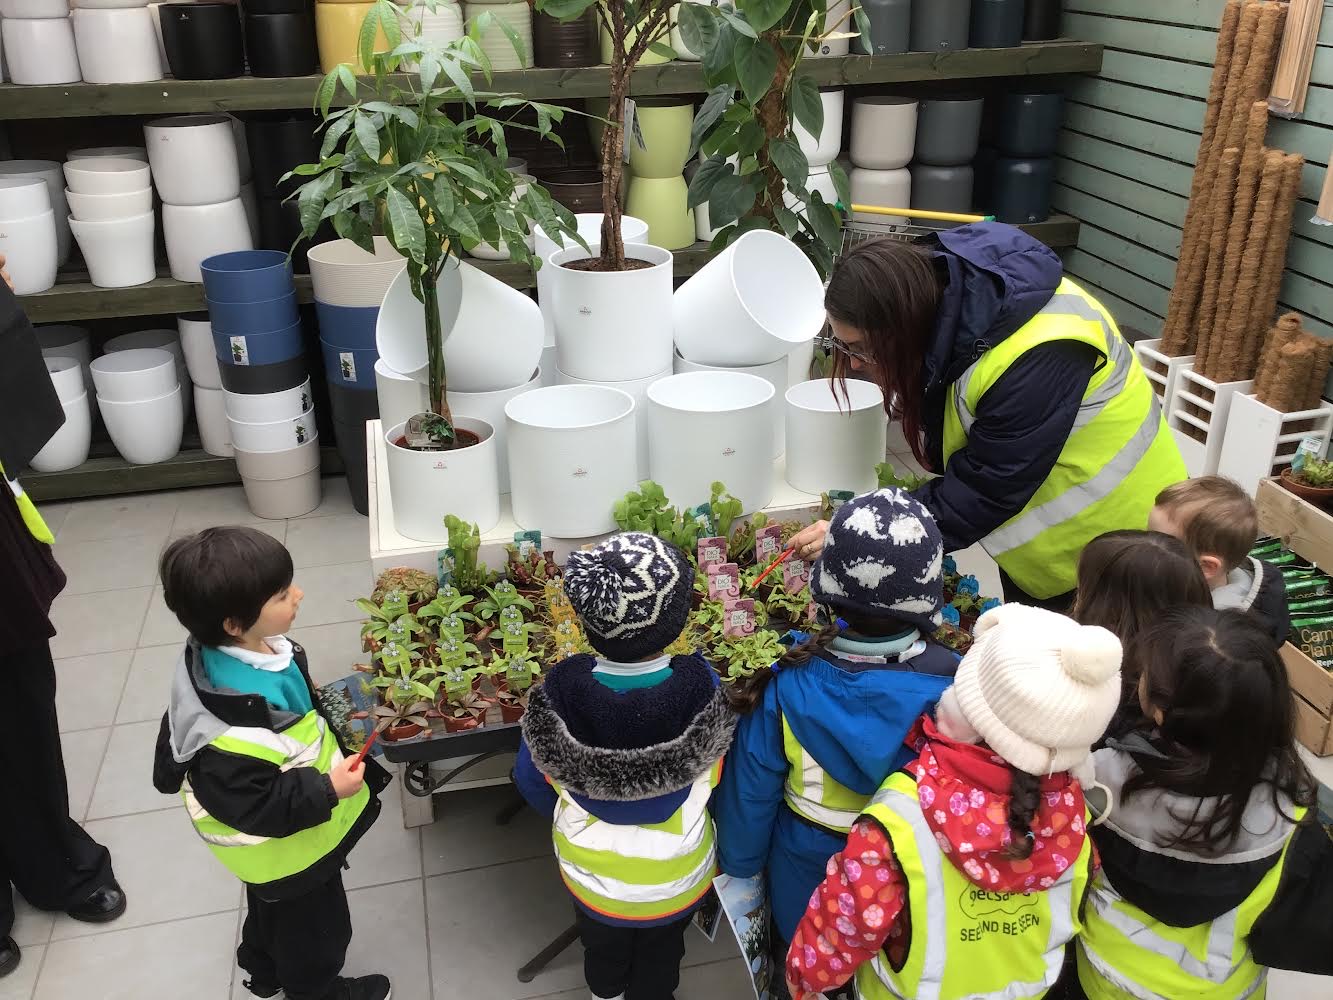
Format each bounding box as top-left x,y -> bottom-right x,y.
825,238 -> 943,468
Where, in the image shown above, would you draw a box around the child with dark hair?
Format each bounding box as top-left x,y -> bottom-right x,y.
786,604 -> 1124,1000
715,489 -> 960,986
1076,607 -> 1331,999
151,527 -> 392,1000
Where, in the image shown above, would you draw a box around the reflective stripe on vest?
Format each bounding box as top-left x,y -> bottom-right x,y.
942,278 -> 1186,599
781,714 -> 868,834
1075,806 -> 1307,1000
551,759 -> 721,922
2,467 -> 54,544
180,710 -> 369,884
855,772 -> 1090,1000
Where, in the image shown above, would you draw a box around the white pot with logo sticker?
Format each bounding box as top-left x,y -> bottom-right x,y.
784,378 -> 887,495
384,415 -> 501,542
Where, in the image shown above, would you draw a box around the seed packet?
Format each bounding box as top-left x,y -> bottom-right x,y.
723,598 -> 756,638
708,562 -> 741,601
755,523 -> 785,565
698,536 -> 728,570
782,559 -> 811,594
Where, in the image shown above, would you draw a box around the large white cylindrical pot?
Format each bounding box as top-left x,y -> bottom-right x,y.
788,337 -> 816,387
69,210 -> 156,288
178,313 -> 221,389
144,114 -> 241,207
162,199 -> 253,282
446,368 -> 540,494
72,7 -> 162,83
384,416 -> 501,542
193,385 -> 233,457
505,385 -> 638,538
0,209 -> 58,294
1,16 -> 80,85
227,411 -> 316,453
375,359 -> 429,432
307,235 -> 407,307
795,88 -> 845,168
30,391 -> 92,473
647,371 -> 775,515
555,365 -> 670,480
813,0 -> 851,55
850,97 -> 917,169
535,213 -> 648,338
36,324 -> 91,388
784,378 -> 887,495
673,230 -> 825,367
0,161 -> 71,265
548,242 -> 673,383
673,350 -> 788,459
98,385 -> 185,464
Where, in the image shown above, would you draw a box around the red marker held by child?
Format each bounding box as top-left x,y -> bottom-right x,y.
351,725 -> 380,768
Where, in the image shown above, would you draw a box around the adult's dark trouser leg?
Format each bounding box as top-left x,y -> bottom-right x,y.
998,567 -> 1075,614
576,907 -> 634,999
626,913 -> 692,1000
250,873 -> 352,1000
0,641 -> 115,922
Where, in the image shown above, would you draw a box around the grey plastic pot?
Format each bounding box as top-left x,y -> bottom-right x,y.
1023,0 -> 1062,40
914,96 -> 984,166
909,0 -> 967,51
851,0 -> 909,55
234,435 -> 322,518
992,157 -> 1054,224
969,0 -> 1023,48
910,163 -> 974,214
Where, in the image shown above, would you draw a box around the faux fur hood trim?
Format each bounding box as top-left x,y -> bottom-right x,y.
522,683 -> 736,801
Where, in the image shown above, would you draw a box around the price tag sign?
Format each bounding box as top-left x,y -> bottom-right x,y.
698,536 -> 728,570
708,562 -> 741,601
514,530 -> 541,559
501,621 -> 530,655
436,550 -> 454,590
755,524 -> 784,564
440,614 -> 466,641
782,559 -> 811,594
723,598 -> 756,638
443,668 -> 471,700
380,589 -> 409,618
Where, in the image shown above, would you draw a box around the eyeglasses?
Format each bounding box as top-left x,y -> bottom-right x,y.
828,337 -> 876,366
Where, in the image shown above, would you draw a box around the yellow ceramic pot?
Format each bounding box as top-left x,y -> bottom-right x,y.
316,1 -> 389,74
626,174 -> 694,251
629,98 -> 694,179
600,9 -> 673,65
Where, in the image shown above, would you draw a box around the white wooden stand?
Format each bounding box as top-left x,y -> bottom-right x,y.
1168,366 -> 1254,477
1217,393 -> 1333,495
1134,338 -> 1194,417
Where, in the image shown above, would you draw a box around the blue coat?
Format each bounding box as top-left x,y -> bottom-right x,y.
713,637 -> 958,941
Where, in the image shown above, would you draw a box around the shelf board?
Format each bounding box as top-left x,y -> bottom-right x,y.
19,217 -> 1080,322
0,42 -> 1102,120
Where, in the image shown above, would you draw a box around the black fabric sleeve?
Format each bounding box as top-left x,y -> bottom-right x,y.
186,746 -> 336,839
912,340 -> 1100,552
1248,820 -> 1333,974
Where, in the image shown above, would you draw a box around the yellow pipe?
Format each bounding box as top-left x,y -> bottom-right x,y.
847,204 -> 990,223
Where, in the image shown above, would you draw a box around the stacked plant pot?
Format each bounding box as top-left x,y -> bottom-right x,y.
159,1 -> 243,78
203,250 -> 321,518
63,155 -> 157,288
625,98 -> 695,251
785,88 -> 845,231
909,94 -> 983,215
0,0 -> 80,85
91,345 -> 186,465
243,0 -> 318,76
909,0 -> 967,50
245,113 -> 327,272
178,312 -> 232,456
852,0 -> 908,54
32,356 -> 93,472
849,97 -> 916,224
71,0 -> 163,83
403,0 -> 462,58
0,175 -> 58,294
315,0 -> 386,73
534,3 -> 593,66
0,160 -> 71,270
987,90 -> 1063,224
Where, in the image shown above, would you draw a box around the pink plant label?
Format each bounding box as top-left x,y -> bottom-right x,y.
708,562 -> 740,601
723,598 -> 756,638
782,560 -> 811,594
755,524 -> 784,564
698,536 -> 728,569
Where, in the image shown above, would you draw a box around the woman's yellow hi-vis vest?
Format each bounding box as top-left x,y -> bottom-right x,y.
1075,804 -> 1308,1000
942,278 -> 1185,599
856,771 -> 1092,1000
781,714 -> 868,834
181,711 -> 369,886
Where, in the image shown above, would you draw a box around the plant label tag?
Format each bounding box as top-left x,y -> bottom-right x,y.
624,98 -> 644,161
1293,436 -> 1323,472
501,621 -> 530,655
379,643 -> 411,674
755,524 -> 784,563
380,589 -> 409,618
782,559 -> 811,594
443,668 -> 470,700
505,658 -> 534,691
687,503 -> 716,535
440,614 -> 466,641
826,489 -> 855,510
339,352 -> 357,383
437,635 -> 467,666
229,336 -> 249,366
698,535 -> 728,569
436,550 -> 454,589
723,598 -> 756,637
709,562 -> 740,600
514,529 -> 541,559
499,605 -> 523,626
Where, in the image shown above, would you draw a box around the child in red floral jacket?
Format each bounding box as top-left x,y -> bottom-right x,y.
785,604 -> 1124,1000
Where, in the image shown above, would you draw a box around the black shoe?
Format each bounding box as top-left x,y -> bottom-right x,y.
332,974 -> 391,1000
242,979 -> 284,999
65,881 -> 127,923
0,936 -> 19,979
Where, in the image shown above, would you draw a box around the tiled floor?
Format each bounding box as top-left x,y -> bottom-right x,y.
7,448 -> 1332,1000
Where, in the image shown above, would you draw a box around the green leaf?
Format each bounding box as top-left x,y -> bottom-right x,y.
337,63 -> 358,102
791,75 -> 823,139
357,3 -> 383,74
688,84 -> 734,158
298,169 -> 339,237
314,71 -> 339,117
701,20 -> 736,78
353,114 -> 381,163
320,114 -> 354,159
774,203 -> 800,237
363,101 -> 420,129
853,4 -> 873,53
719,6 -> 758,37
647,39 -> 678,60
733,35 -> 777,106
707,170 -> 757,228
487,12 -> 529,66
769,135 -> 808,190
677,2 -> 718,57
827,158 -> 851,209
738,0 -> 791,33
536,0 -> 597,18
687,156 -> 734,210
736,120 -> 764,158
385,186 -> 427,263
806,190 -> 841,249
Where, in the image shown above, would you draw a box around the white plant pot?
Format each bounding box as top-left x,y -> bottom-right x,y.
850,97 -> 918,169
555,365 -> 670,480
67,146 -> 149,162
795,88 -> 845,168
91,347 -> 178,402
223,378 -> 312,424
647,371 -> 775,514
63,157 -> 153,195
229,115 -> 251,186
850,167 -> 911,224
235,437 -> 323,519
0,209 -> 58,295
239,182 -> 259,244
812,0 -> 850,55
784,378 -> 887,495
162,199 -> 253,282
788,337 -> 816,386
307,235 -> 406,308
44,356 -> 86,404
77,0 -> 151,8
548,242 -> 674,383
447,368 -> 541,493
539,343 -> 558,387
69,210 -> 156,288
36,324 -> 91,389
374,359 -> 429,433
193,384 -> 233,457
376,257 -> 543,393
784,166 -> 838,215
227,411 -> 316,452
0,177 -> 52,219
30,391 -> 92,473
673,349 -> 788,458
465,174 -> 535,261
1,17 -> 80,85
384,416 -> 501,541
144,114 -> 241,207
65,186 -> 153,221
73,6 -> 162,83
1,0 -> 68,16
505,385 -> 638,537
98,385 -> 185,464
535,213 -> 649,340
0,161 -> 71,265
673,230 -> 825,366
178,314 -> 221,389
103,328 -> 187,413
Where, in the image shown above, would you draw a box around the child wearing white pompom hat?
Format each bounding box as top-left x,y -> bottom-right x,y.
785,603 -> 1123,1000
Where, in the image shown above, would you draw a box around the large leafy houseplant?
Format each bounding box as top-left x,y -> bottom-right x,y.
289,0 -> 583,447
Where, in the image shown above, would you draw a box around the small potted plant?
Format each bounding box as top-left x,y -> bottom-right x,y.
506,545 -> 561,596
371,567 -> 439,610
490,649 -> 543,723
356,600 -> 425,654
1280,456 -> 1333,509
713,629 -> 786,684
475,580 -> 536,622
443,516 -> 498,595
365,655 -> 440,741
437,666 -> 491,733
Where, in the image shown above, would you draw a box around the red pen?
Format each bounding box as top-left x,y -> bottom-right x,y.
351,726 -> 380,768
750,546 -> 795,590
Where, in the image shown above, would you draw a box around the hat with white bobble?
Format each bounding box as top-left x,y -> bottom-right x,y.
935,603 -> 1123,777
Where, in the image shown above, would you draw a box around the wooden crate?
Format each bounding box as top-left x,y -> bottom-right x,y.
1255,477 -> 1333,570
1282,640 -> 1333,756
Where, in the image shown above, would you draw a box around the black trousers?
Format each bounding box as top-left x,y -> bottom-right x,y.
0,641 -> 115,939
576,908 -> 692,1000
999,566 -> 1076,614
238,873 -> 352,1000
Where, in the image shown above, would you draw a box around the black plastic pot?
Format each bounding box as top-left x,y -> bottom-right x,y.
914,96 -> 984,166
327,380 -> 378,515
219,354 -> 309,394
244,11 -> 319,77
992,156 -> 1054,224
246,113 -> 321,198
910,163 -> 974,214
910,0 -> 968,51
541,168 -> 605,214
161,3 -> 244,79
534,9 -> 598,67
258,196 -> 332,273
972,144 -> 998,213
997,90 -> 1065,157
969,0 -> 1023,48
1023,0 -> 1062,40
851,0 -> 909,55
242,0 -> 307,14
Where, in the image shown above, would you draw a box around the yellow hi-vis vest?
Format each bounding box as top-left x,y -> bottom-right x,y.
782,714 -> 869,833
856,771 -> 1092,1000
1075,804 -> 1308,1000
551,759 -> 722,922
2,466 -> 54,544
181,710 -> 369,886
942,278 -> 1185,599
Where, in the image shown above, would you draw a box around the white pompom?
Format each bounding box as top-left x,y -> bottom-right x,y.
1061,625 -> 1122,685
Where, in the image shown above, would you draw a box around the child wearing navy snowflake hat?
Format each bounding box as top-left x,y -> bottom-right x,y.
514,532 -> 736,1000
714,488 -> 959,996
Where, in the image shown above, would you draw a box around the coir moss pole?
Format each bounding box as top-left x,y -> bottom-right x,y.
1254,313 -> 1302,399
1194,146 -> 1241,379
1266,339 -> 1314,412
1247,153 -> 1306,356
1305,335 -> 1333,410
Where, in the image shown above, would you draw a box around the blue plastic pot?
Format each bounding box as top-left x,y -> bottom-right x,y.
320,340 -> 378,389
315,301 -> 380,350
214,320 -> 304,367
218,354 -> 309,394
200,249 -> 294,304
208,291 -> 300,336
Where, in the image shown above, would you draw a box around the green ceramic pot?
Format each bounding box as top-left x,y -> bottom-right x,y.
629,98 -> 694,179
626,174 -> 695,251
600,12 -> 673,65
